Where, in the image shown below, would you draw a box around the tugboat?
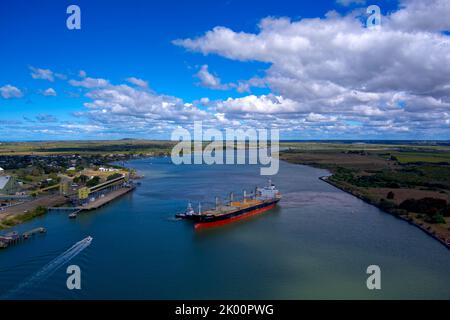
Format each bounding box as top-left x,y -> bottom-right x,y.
176,180 -> 281,229
175,202 -> 196,219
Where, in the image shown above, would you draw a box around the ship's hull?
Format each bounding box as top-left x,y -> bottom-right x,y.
194,199 -> 280,229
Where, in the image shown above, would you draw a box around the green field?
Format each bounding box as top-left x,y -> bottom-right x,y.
279,141 -> 450,246
389,151 -> 450,164
0,140 -> 175,155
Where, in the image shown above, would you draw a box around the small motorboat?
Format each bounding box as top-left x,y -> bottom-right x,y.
69,213 -> 77,219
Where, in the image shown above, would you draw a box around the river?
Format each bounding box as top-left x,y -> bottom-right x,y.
0,157 -> 449,299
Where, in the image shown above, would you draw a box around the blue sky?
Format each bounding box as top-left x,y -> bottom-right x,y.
1,0 -> 450,140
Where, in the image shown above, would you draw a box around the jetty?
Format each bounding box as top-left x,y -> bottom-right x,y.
22,227 -> 46,239
0,227 -> 46,249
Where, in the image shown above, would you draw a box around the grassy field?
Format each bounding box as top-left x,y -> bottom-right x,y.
280,141 -> 450,248
389,151 -> 450,164
0,140 -> 176,155
0,195 -> 67,229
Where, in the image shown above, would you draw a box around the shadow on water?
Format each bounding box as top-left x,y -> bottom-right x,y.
192,206 -> 282,240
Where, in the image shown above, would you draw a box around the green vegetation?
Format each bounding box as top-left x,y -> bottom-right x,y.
389,151 -> 450,164
328,165 -> 450,190
107,173 -> 123,181
73,174 -> 88,184
0,140 -> 175,156
86,176 -> 101,187
21,206 -> 47,222
1,206 -> 48,229
280,141 -> 450,245
399,198 -> 448,223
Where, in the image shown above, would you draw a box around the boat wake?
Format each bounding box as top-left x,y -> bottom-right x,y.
2,236 -> 93,299
280,191 -> 355,208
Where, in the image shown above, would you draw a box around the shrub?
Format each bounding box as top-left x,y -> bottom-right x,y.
107,173 -> 122,181
379,199 -> 396,211
439,205 -> 450,217
387,191 -> 395,199
399,198 -> 447,216
86,176 -> 100,187
34,206 -> 47,216
426,214 -> 446,224
74,174 -> 88,184
20,206 -> 47,222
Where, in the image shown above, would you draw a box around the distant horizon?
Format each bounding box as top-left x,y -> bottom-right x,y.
2,139 -> 450,143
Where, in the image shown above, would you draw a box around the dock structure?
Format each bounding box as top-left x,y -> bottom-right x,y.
22,227 -> 46,239
47,207 -> 80,211
78,185 -> 135,211
77,175 -> 129,205
0,231 -> 20,248
74,174 -> 136,214
47,178 -> 136,219
47,206 -> 82,219
0,227 -> 46,249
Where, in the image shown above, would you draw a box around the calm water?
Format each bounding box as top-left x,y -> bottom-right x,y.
1,158 -> 449,299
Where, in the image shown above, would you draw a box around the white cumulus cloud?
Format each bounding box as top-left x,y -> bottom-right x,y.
42,88 -> 57,96
126,77 -> 149,88
174,0 -> 450,137
69,77 -> 110,88
30,66 -> 54,81
0,85 -> 23,99
196,65 -> 229,90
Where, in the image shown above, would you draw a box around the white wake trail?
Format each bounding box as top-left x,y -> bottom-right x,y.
2,236 -> 93,299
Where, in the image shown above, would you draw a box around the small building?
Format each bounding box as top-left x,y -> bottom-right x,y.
0,167 -> 4,175
59,178 -> 71,195
99,167 -> 118,172
0,176 -> 19,195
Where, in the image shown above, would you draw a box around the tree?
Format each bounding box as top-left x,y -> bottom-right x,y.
439,205 -> 450,217
107,173 -> 122,181
86,176 -> 100,187
78,174 -> 88,184
399,198 -> 448,223
379,198 -> 395,211
427,214 -> 446,224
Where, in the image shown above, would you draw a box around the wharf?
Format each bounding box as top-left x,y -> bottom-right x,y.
79,185 -> 135,211
0,227 -> 46,249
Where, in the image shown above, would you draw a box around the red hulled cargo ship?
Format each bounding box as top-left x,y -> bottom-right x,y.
176,180 -> 281,229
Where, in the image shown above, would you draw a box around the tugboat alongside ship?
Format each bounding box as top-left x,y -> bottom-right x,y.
176,180 -> 281,229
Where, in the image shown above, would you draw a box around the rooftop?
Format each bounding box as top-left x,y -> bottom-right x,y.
0,176 -> 11,190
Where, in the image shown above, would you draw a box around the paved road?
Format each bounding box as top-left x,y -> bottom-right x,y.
0,194 -> 67,221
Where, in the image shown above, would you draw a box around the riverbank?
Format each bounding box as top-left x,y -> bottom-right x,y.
0,195 -> 67,230
279,145 -> 450,249
319,176 -> 450,249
